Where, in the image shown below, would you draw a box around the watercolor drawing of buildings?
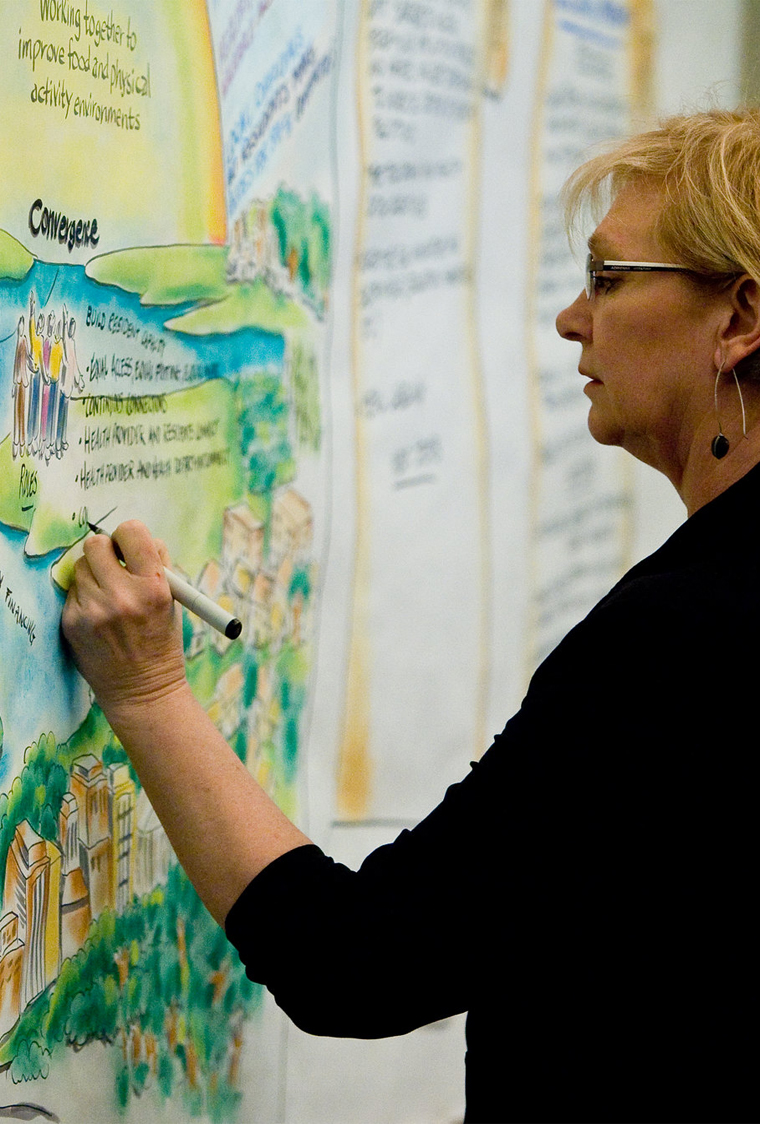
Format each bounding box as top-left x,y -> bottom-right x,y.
0,752 -> 153,1039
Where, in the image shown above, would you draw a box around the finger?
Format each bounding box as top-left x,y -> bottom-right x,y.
111,520 -> 165,578
70,549 -> 98,595
62,553 -> 104,634
154,537 -> 172,568
81,532 -> 126,589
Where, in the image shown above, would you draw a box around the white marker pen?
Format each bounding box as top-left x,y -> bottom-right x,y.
87,522 -> 243,640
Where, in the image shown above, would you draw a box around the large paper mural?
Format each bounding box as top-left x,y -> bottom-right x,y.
0,0 -> 661,1120
0,1 -> 332,1118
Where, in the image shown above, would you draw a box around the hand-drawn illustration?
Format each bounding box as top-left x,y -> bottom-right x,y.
0,175 -> 328,1115
0,191 -> 326,1115
0,6 -> 332,1118
11,297 -> 84,464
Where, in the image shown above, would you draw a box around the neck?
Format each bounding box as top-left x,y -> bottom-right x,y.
676,418 -> 760,515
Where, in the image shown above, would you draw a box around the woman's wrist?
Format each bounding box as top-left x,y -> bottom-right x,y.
97,672 -> 195,746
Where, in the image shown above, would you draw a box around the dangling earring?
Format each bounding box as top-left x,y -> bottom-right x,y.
711,361 -> 748,459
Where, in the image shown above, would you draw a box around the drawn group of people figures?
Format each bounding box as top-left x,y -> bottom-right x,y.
12,291 -> 84,462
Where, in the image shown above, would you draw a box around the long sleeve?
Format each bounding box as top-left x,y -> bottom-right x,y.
225,561 -> 695,1039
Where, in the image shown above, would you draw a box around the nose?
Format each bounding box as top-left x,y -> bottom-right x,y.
556,289 -> 591,342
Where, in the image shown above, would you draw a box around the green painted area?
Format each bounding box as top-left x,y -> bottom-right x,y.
185,637 -> 244,707
0,701 -> 264,1117
0,864 -> 261,1117
235,369 -> 296,496
0,706 -> 116,890
0,440 -> 37,532
0,229 -> 34,282
0,380 -> 246,575
60,701 -> 113,764
290,338 -> 322,452
25,500 -> 82,559
85,245 -> 229,306
165,278 -> 308,336
83,245 -> 309,340
270,186 -> 331,314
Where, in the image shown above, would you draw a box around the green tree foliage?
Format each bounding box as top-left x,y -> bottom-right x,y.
182,606 -> 195,653
5,863 -> 261,1117
243,650 -> 259,709
309,200 -> 331,293
289,339 -> 321,452
116,1064 -> 130,1111
39,803 -> 58,842
157,1048 -> 174,1098
10,1039 -> 50,1083
235,370 -> 295,496
290,566 -> 312,601
269,186 -> 331,309
276,644 -> 309,782
0,732 -> 68,886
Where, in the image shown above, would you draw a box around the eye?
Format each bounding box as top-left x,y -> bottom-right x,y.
592,273 -> 617,296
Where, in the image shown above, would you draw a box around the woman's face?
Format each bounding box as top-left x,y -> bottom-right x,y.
556,180 -> 725,478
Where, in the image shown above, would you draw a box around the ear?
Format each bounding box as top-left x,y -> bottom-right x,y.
715,276 -> 760,371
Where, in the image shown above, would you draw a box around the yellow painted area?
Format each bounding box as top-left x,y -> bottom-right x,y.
16,380 -> 245,582
337,624 -> 373,819
523,0 -> 553,687
463,0 -> 493,762
629,0 -> 656,125
50,534 -> 87,592
484,0 -> 510,96
0,0 -> 224,254
0,229 -> 34,279
337,1 -> 373,819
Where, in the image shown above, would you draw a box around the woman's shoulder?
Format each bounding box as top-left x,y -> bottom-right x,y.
520,524 -> 760,721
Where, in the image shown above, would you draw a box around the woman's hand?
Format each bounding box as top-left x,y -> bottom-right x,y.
61,519 -> 188,721
63,519 -> 312,925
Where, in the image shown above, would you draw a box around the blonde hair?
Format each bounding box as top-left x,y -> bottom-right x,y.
563,107 -> 760,284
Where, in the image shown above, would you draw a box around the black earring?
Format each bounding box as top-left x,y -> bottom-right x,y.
711,433 -> 729,459
711,361 -> 748,459
712,362 -> 728,458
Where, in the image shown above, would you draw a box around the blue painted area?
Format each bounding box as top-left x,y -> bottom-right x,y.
0,522 -> 81,780
555,0 -> 629,28
557,18 -> 623,49
0,259 -> 285,407
0,255 -> 286,774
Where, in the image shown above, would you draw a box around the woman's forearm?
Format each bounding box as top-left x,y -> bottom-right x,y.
104,683 -> 311,926
60,521 -> 312,927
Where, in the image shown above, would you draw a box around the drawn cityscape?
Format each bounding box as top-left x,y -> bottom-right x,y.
188,486 -> 315,789
0,755 -> 171,1037
0,482 -> 314,1106
226,188 -> 331,320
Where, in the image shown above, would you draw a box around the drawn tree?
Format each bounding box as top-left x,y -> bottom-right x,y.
235,370 -> 295,497
289,339 -> 321,452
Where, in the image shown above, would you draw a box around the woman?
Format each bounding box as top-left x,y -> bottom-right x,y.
62,109 -> 760,1122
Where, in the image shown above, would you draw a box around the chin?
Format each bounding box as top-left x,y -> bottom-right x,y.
586,411 -> 623,448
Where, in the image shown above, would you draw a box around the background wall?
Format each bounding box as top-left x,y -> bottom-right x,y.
631,0 -> 742,564
0,2 -> 748,1122
290,3 -> 745,1123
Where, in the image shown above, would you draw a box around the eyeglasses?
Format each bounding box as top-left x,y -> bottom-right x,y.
585,253 -> 692,299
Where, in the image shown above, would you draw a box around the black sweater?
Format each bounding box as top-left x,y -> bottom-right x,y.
227,465 -> 760,1123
